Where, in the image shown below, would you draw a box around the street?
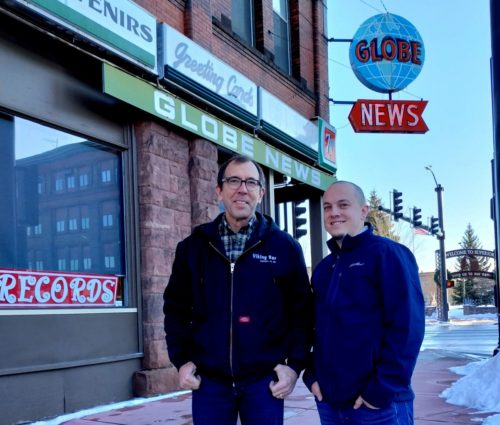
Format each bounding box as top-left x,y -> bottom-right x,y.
422,322 -> 499,356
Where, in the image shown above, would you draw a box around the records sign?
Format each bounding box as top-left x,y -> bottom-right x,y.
0,269 -> 119,307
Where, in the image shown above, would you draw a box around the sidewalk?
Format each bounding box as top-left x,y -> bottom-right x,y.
53,349 -> 491,425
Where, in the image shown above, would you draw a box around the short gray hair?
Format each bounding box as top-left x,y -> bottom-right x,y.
327,180 -> 366,205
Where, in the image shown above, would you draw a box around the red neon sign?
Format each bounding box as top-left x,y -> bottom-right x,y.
348,99 -> 428,133
0,269 -> 119,307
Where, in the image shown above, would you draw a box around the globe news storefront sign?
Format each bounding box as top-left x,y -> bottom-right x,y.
103,64 -> 334,190
158,23 -> 332,168
348,13 -> 428,133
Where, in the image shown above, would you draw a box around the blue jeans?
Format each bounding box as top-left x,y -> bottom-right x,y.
316,399 -> 414,425
192,374 -> 284,425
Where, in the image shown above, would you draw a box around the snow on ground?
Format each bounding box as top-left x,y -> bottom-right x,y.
29,391 -> 190,425
426,304 -> 498,325
437,305 -> 500,425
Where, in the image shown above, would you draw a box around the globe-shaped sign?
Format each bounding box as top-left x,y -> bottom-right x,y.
349,13 -> 425,93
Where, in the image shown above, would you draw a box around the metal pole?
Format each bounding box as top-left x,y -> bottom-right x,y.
490,0 -> 500,356
426,165 -> 449,322
436,184 -> 449,322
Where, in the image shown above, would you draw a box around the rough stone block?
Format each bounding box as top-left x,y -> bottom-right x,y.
133,367 -> 179,397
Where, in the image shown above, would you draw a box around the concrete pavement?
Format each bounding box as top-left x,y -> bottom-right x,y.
53,349 -> 491,425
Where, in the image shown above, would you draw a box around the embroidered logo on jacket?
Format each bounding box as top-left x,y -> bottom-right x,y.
348,262 -> 365,268
252,253 -> 277,264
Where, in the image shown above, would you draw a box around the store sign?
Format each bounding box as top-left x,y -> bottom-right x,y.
349,13 -> 424,93
103,64 -> 334,190
159,24 -> 257,116
0,269 -> 119,308
17,0 -> 157,70
348,99 -> 428,133
260,89 -> 318,153
317,118 -> 337,173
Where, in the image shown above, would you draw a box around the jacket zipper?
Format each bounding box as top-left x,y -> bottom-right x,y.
209,240 -> 262,381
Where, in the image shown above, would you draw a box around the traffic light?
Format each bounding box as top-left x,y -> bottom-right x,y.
392,190 -> 403,221
412,207 -> 422,227
446,280 -> 455,288
430,216 -> 439,235
294,201 -> 307,239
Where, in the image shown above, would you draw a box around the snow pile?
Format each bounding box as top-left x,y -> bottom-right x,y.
442,353 -> 500,413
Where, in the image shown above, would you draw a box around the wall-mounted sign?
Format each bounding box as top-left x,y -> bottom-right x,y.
158,23 -> 257,118
0,269 -> 119,307
16,0 -> 157,70
348,99 -> 428,133
259,88 -> 318,160
317,118 -> 337,173
349,13 -> 425,93
103,64 -> 334,190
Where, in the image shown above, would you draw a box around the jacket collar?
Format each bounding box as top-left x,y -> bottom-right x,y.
327,223 -> 374,254
195,211 -> 276,246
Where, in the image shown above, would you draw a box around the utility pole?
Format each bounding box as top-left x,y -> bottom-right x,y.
426,166 -> 449,322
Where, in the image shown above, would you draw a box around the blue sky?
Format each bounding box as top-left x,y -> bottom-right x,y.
327,0 -> 494,272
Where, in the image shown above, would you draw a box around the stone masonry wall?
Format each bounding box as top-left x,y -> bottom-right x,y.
133,121 -> 219,396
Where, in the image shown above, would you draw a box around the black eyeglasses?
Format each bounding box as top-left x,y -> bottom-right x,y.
222,176 -> 262,191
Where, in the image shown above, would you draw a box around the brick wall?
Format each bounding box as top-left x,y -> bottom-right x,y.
134,0 -> 329,119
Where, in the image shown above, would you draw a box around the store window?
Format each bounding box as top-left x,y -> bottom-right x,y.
0,114 -> 126,308
272,0 -> 291,74
232,0 -> 255,46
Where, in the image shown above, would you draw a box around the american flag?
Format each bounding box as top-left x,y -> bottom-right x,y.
414,227 -> 430,236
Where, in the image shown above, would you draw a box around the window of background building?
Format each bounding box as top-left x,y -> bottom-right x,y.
0,113 -> 126,306
38,176 -> 45,194
55,208 -> 67,233
232,0 -> 255,46
272,0 -> 291,74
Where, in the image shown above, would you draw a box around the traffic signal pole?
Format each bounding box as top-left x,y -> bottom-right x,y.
426,166 -> 449,322
435,184 -> 449,322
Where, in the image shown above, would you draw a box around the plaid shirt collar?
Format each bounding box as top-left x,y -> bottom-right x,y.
219,215 -> 257,262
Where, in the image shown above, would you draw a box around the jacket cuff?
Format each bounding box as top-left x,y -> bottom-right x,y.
362,381 -> 394,408
302,368 -> 317,392
286,359 -> 304,377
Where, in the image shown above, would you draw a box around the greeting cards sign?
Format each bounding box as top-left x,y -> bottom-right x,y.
0,269 -> 119,307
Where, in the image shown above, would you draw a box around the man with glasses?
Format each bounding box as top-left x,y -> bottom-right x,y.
164,155 -> 312,425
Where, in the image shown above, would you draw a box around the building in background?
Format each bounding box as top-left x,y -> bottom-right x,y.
0,1 -> 333,422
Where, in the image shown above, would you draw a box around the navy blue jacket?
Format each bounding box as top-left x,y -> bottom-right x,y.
303,225 -> 425,408
163,212 -> 313,382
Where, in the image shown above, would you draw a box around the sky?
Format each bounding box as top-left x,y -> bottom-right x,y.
327,0 -> 495,272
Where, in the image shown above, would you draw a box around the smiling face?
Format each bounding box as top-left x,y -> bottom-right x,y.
216,160 -> 265,232
322,182 -> 369,240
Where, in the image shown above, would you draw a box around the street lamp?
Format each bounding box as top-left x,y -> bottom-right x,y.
425,165 -> 449,322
